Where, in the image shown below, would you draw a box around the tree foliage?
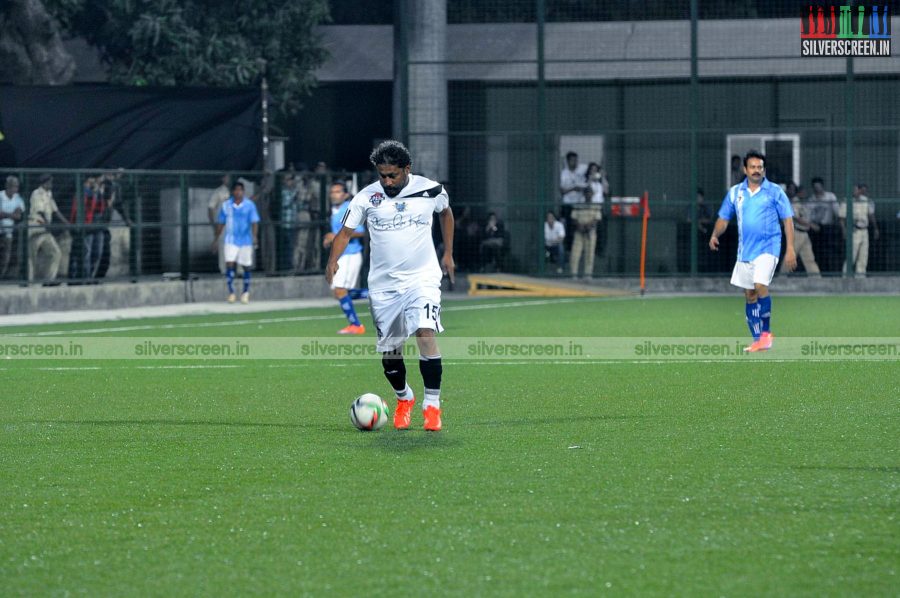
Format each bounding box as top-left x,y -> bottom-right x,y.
44,0 -> 330,115
0,0 -> 75,84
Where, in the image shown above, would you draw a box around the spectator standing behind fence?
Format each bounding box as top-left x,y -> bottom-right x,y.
730,154 -> 744,187
838,183 -> 879,277
544,210 -> 565,273
208,174 -> 232,274
279,172 -> 298,272
212,180 -> 259,304
781,181 -> 820,276
0,175 -> 25,279
293,172 -> 316,272
807,177 -> 839,272
480,212 -> 506,272
28,174 -> 68,282
68,175 -> 108,280
569,162 -> 606,280
560,151 -> 588,233
682,188 -> 714,272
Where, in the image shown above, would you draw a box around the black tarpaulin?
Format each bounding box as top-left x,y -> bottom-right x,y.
0,85 -> 261,170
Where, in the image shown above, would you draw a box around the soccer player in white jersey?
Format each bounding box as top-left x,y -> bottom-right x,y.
325,140 -> 454,431
709,150 -> 796,352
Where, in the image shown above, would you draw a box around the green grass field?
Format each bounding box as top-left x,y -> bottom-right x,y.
1,295 -> 898,596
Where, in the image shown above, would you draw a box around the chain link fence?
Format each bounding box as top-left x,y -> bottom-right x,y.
0,168 -> 372,286
398,0 -> 899,278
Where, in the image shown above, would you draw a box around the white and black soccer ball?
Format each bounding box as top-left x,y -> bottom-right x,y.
349,393 -> 389,431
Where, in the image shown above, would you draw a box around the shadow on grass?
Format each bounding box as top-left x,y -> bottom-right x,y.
366,429 -> 461,453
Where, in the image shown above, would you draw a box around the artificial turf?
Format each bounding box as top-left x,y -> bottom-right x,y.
1,295 -> 897,595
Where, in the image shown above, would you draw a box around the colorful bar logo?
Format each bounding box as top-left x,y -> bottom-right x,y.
801,5 -> 891,56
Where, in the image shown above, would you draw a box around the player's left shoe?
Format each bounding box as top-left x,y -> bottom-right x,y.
744,339 -> 762,352
240,292 -> 250,304
338,324 -> 365,335
423,406 -> 442,432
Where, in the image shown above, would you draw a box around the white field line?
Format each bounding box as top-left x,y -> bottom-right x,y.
2,297 -> 600,337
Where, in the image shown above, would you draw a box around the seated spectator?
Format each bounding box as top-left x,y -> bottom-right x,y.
0,175 -> 25,279
28,174 -> 69,282
480,212 -> 506,272
544,210 -> 566,273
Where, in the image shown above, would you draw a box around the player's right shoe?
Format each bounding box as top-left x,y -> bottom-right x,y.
338,324 -> 365,335
758,331 -> 773,350
240,292 -> 250,304
423,406 -> 442,432
394,398 -> 415,430
227,293 -> 236,303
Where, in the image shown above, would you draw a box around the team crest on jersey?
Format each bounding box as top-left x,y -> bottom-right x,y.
369,192 -> 385,207
394,201 -> 407,213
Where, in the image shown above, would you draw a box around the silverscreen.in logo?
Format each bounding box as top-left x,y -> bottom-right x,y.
801,4 -> 891,56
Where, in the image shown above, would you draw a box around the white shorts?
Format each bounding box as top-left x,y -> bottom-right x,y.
331,252 -> 363,290
223,244 -> 254,267
730,253 -> 778,290
369,286 -> 444,353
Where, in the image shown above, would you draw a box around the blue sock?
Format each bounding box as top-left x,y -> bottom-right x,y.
758,295 -> 771,333
349,288 -> 368,300
242,270 -> 251,293
339,295 -> 361,326
745,301 -> 761,340
226,267 -> 235,294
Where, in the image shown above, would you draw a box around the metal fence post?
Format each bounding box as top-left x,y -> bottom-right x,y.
689,0 -> 699,277
844,56 -> 854,277
17,170 -> 28,286
536,0 -> 547,276
180,173 -> 190,280
74,171 -> 83,281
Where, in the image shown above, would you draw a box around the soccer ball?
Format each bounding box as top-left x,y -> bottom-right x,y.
349,393 -> 389,431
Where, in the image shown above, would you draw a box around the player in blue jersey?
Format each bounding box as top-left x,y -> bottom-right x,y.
323,181 -> 368,334
709,150 -> 796,352
212,181 -> 260,304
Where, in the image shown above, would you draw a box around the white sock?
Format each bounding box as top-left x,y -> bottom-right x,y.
423,389 -> 440,410
396,384 -> 414,401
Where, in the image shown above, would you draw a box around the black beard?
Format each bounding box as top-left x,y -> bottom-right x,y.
383,186 -> 400,197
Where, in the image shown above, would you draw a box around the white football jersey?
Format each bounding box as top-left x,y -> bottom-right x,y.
343,174 -> 449,292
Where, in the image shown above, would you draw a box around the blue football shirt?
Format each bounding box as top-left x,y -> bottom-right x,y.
718,178 -> 792,262
331,200 -> 364,255
218,198 -> 260,247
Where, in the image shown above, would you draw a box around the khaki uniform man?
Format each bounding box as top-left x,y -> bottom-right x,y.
569,162 -> 607,280
782,194 -> 820,275
28,174 -> 69,282
837,184 -> 878,276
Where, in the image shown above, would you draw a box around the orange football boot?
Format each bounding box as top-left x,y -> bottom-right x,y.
338,324 -> 365,335
394,398 -> 415,430
423,406 -> 442,432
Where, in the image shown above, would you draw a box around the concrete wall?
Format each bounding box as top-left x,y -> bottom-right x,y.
0,275 -> 331,315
